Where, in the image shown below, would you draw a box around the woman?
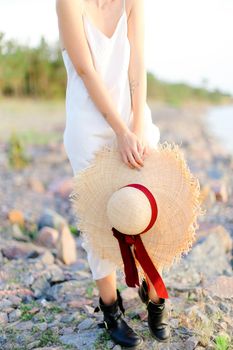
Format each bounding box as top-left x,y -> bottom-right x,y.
56,0 -> 170,347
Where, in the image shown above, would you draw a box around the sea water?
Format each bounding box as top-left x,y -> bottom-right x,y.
206,104 -> 233,154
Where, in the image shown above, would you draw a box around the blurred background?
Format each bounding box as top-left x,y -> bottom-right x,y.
0,1 -> 232,349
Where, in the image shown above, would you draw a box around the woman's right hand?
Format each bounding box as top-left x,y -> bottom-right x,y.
116,128 -> 144,169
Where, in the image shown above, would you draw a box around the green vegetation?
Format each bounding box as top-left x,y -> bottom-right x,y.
48,305 -> 64,314
86,282 -> 96,298
0,32 -> 232,105
16,129 -> 61,146
214,333 -> 232,350
7,132 -> 30,169
37,328 -> 61,347
94,331 -> 111,349
147,73 -> 232,107
19,301 -> 40,321
0,33 -> 65,99
69,225 -> 80,236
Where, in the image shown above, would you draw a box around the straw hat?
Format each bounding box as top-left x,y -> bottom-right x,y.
69,142 -> 204,299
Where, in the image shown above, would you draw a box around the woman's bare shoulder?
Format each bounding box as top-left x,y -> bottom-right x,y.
56,0 -> 83,15
56,0 -> 84,49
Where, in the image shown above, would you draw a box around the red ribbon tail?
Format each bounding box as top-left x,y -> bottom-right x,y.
112,228 -> 139,287
133,236 -> 169,299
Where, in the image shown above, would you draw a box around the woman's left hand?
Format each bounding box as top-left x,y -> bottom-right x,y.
131,124 -> 152,161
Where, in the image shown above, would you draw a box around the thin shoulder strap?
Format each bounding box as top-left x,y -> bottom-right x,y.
81,0 -> 86,16
122,0 -> 126,13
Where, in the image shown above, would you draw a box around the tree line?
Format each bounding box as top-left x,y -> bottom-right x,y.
0,32 -> 231,105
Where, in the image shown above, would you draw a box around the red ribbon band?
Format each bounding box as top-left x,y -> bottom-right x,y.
112,183 -> 169,299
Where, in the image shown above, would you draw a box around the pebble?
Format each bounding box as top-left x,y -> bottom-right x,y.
83,305 -> 95,314
60,329 -> 103,349
31,276 -> 51,298
36,226 -> 59,249
8,309 -> 22,322
27,340 -> 41,350
0,312 -> 8,325
78,318 -> 95,331
184,335 -> 199,350
56,223 -> 77,265
7,209 -> 24,226
36,322 -> 48,331
0,299 -> 13,310
37,209 -> 67,231
28,176 -> 45,193
16,320 -> 34,331
39,250 -> 55,265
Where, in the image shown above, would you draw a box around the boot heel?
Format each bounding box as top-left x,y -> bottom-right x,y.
138,278 -> 149,304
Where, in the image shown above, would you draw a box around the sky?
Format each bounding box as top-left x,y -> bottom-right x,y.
0,0 -> 232,95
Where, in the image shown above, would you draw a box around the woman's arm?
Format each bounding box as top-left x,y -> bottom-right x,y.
56,0 -> 127,136
127,0 -> 147,132
56,0 -> 144,169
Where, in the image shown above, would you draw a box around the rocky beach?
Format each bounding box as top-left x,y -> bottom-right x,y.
0,100 -> 232,350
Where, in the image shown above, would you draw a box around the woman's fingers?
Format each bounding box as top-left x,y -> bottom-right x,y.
120,150 -> 134,168
127,147 -> 144,169
132,147 -> 144,167
137,139 -> 144,158
116,128 -> 145,169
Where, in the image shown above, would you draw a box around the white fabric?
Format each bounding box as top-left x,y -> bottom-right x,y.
61,0 -> 160,280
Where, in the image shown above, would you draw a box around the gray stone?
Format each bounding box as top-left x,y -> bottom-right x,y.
70,311 -> 83,322
37,209 -> 67,231
83,305 -> 95,314
112,346 -> 121,350
16,320 -> 34,331
218,301 -> 230,313
24,274 -> 35,286
39,250 -> 55,265
205,303 -> 219,316
0,299 -> 13,310
34,347 -> 65,350
27,340 -> 41,350
170,318 -> 179,328
47,280 -> 81,300
166,226 -> 232,290
36,322 -> 48,331
155,342 -> 185,350
78,317 -> 95,331
8,295 -> 22,306
184,336 -> 199,350
185,305 -> 209,324
60,329 -> 103,349
32,275 -> 51,298
0,312 -> 8,325
203,276 -> 233,299
0,336 -> 7,347
8,309 -> 22,322
49,265 -> 65,283
60,314 -> 75,324
60,326 -> 74,335
107,340 -> 115,348
36,226 -> 59,248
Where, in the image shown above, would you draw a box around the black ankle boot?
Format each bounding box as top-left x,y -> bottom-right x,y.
98,289 -> 143,348
138,279 -> 171,342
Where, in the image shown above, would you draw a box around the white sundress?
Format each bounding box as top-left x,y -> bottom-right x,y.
61,0 -> 160,279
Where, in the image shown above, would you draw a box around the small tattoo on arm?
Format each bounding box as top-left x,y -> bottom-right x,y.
129,79 -> 139,98
102,112 -> 109,120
